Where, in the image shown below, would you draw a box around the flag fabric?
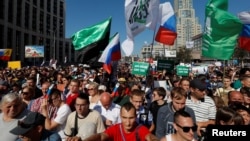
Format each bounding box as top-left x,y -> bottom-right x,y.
155,2 -> 177,45
64,56 -> 67,64
122,0 -> 160,56
73,18 -> 111,64
238,11 -> 250,51
40,60 -> 45,66
98,33 -> 121,74
0,49 -> 12,61
202,0 -> 243,60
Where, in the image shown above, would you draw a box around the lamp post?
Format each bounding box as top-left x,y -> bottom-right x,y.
53,30 -> 56,60
53,23 -> 63,60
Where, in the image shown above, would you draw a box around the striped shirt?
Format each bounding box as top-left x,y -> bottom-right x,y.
186,95 -> 216,122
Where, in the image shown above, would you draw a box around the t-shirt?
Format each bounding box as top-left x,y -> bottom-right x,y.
0,109 -> 30,141
53,104 -> 72,140
64,110 -> 105,139
104,123 -> 150,141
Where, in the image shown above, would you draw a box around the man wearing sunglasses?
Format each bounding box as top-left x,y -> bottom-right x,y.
160,110 -> 197,141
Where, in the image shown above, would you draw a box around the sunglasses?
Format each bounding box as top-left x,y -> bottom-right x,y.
22,92 -> 29,95
87,88 -> 94,91
176,123 -> 197,133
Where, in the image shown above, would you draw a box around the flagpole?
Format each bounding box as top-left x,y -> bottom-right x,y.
149,25 -> 158,60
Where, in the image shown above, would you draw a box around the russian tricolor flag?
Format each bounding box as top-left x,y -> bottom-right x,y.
238,11 -> 250,51
98,33 -> 121,74
155,2 -> 177,45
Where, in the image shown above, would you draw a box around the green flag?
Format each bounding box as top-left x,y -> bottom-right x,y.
202,0 -> 243,60
72,17 -> 111,50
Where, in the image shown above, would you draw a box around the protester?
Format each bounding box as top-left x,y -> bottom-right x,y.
0,93 -> 29,141
10,111 -> 61,141
41,88 -> 72,140
64,93 -> 105,140
160,110 -> 197,141
93,92 -> 121,128
65,79 -> 81,111
149,87 -> 167,134
129,89 -> 153,128
185,79 -> 216,137
156,87 -> 196,139
20,86 -> 35,110
80,102 -> 159,141
87,82 -> 100,109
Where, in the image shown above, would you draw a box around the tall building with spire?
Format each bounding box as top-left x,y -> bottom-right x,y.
174,0 -> 202,49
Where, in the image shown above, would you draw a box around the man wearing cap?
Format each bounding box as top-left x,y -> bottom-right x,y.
10,112 -> 61,141
0,80 -> 9,96
186,79 -> 216,137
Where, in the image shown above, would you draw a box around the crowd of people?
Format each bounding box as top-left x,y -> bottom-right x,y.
0,63 -> 249,141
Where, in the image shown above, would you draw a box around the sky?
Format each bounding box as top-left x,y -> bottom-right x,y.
65,0 -> 249,56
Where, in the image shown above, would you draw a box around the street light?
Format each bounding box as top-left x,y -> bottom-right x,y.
53,23 -> 63,60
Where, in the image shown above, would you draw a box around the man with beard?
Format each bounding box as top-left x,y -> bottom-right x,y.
156,87 -> 196,139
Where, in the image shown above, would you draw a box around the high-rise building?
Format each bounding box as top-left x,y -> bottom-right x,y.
174,0 -> 202,50
0,0 -> 74,65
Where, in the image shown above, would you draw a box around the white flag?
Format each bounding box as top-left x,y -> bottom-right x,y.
122,0 -> 160,56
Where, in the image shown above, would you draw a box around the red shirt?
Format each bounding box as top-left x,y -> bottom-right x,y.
104,123 -> 150,141
66,93 -> 79,111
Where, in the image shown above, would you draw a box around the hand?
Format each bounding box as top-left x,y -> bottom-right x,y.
105,119 -> 113,126
66,136 -> 82,141
41,98 -> 48,110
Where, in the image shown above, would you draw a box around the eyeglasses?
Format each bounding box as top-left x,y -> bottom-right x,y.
175,123 -> 197,133
87,88 -> 94,91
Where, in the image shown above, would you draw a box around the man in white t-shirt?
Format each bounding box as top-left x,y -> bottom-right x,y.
93,92 -> 121,128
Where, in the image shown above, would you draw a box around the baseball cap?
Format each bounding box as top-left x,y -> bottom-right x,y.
10,112 -> 45,135
190,79 -> 207,91
98,85 -> 107,92
0,80 -> 8,86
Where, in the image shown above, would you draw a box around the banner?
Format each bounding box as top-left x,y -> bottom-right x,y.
176,65 -> 189,76
132,61 -> 149,76
25,45 -> 44,58
8,61 -> 21,69
157,59 -> 174,72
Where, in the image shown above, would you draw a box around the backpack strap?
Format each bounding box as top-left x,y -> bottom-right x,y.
73,112 -> 78,136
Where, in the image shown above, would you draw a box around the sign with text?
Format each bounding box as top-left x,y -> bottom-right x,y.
25,45 -> 44,58
132,62 -> 149,76
176,65 -> 189,76
165,50 -> 176,57
157,59 -> 174,72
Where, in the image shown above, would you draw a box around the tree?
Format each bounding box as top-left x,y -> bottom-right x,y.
176,46 -> 192,63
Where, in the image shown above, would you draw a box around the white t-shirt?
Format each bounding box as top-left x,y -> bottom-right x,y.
53,104 -> 72,140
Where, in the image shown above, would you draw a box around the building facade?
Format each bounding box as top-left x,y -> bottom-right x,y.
0,0 -> 75,66
174,0 -> 202,49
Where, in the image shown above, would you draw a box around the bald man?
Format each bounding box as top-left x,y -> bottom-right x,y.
93,92 -> 121,128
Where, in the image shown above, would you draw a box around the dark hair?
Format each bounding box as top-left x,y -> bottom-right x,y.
77,93 -> 90,104
48,88 -> 62,103
174,110 -> 191,123
153,87 -> 166,99
121,102 -> 136,115
215,107 -> 236,125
